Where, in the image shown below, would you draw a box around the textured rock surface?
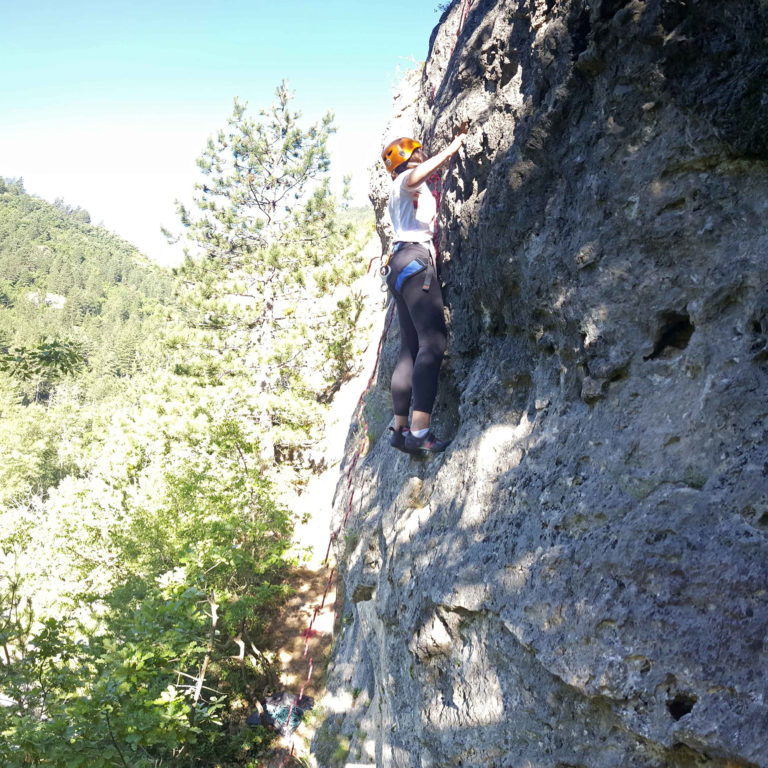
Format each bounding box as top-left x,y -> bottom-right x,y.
315,1 -> 768,766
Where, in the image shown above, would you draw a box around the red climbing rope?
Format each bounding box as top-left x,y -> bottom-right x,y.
431,0 -> 474,105
276,262 -> 396,768
453,0 -> 473,57
428,170 -> 444,260
276,10 -> 470,739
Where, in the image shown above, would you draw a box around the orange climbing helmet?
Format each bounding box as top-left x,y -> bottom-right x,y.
381,137 -> 422,173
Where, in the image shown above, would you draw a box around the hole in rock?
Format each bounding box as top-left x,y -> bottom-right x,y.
644,310 -> 694,360
600,0 -> 629,20
500,57 -> 519,88
667,693 -> 697,721
658,197 -> 687,215
570,8 -> 591,58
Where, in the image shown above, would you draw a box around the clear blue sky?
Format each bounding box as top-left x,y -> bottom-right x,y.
1,0 -> 445,264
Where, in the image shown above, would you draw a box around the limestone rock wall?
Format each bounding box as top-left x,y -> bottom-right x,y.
316,2 -> 768,766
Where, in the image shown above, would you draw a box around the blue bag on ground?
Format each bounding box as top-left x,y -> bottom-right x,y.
259,691 -> 314,736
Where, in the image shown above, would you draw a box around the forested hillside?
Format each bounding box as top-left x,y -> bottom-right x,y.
0,85 -> 374,768
0,178 -> 175,500
0,178 -> 172,380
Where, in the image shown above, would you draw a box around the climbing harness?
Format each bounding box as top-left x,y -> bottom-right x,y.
394,255 -> 428,292
387,242 -> 437,294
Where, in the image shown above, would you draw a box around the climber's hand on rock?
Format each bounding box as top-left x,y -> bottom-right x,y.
448,132 -> 467,154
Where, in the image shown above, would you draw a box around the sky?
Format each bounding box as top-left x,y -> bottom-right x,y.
0,0 -> 445,265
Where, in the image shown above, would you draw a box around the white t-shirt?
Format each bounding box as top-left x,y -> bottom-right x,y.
387,172 -> 436,243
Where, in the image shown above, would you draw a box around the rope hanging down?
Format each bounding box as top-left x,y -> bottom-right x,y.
452,0 -> 474,60
276,258 -> 395,768
431,0 -> 474,105
277,112 -> 458,760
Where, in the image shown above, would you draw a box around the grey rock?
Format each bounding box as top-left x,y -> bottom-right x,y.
580,375 -> 606,403
316,1 -> 768,767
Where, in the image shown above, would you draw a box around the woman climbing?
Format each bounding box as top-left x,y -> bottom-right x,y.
381,130 -> 466,454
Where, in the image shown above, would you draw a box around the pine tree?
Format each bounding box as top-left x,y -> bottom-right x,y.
172,82 -> 357,350
175,80 -> 334,261
171,83 -> 367,464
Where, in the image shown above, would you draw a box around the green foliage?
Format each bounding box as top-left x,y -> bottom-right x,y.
319,291 -> 365,390
172,83 -> 369,463
0,177 -> 173,390
0,338 -> 85,382
0,388 -> 83,501
0,338 -> 85,404
177,81 -> 334,253
0,390 -> 287,766
0,86 -> 375,767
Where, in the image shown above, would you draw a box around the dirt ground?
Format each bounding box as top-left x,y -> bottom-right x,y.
260,562 -> 342,768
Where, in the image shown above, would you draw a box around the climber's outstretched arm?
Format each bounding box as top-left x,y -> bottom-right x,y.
403,132 -> 467,191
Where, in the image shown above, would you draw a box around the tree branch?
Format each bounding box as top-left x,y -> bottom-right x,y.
105,710 -> 130,768
192,596 -> 218,712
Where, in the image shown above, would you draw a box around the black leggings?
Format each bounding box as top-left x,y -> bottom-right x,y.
386,243 -> 447,417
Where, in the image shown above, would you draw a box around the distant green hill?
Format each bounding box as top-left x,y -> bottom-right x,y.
0,177 -> 173,380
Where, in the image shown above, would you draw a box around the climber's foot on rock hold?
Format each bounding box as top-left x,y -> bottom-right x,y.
404,430 -> 450,454
388,425 -> 411,453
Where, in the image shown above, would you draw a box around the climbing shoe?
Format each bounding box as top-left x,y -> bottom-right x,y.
388,425 -> 411,453
404,430 -> 450,454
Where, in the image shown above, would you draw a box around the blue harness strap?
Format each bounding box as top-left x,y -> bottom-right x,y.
395,259 -> 426,292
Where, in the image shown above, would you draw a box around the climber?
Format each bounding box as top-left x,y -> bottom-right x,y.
381,130 -> 466,454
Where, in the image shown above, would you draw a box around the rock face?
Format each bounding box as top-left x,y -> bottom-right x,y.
316,2 -> 768,767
